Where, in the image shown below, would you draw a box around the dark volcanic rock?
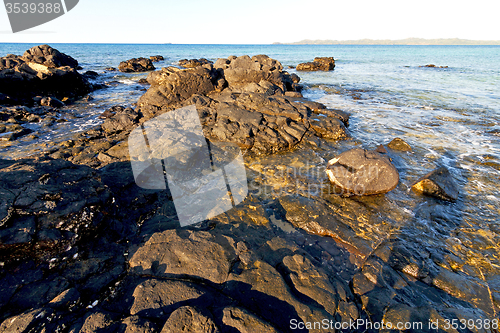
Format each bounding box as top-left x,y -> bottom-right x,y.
130,279 -> 206,318
138,65 -> 221,119
0,45 -> 92,104
0,158 -> 110,263
309,117 -> 348,140
129,230 -> 237,284
100,106 -> 140,134
0,127 -> 33,141
296,57 -> 335,71
214,55 -> 295,93
179,58 -> 213,68
149,55 -> 164,62
83,70 -> 99,79
411,166 -> 459,201
118,57 -> 155,73
22,44 -> 79,69
326,148 -> 399,196
40,96 -> 64,108
134,55 -> 348,156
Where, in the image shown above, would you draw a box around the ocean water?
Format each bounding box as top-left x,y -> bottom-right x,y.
1,44 -> 499,291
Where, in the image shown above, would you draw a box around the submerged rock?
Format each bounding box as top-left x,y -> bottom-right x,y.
297,57 -> 335,71
420,64 -> 449,68
326,148 -> 399,196
411,166 -> 459,201
388,137 -> 412,151
118,57 -> 155,73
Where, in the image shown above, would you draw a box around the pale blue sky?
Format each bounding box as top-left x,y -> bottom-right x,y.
1,0 -> 499,43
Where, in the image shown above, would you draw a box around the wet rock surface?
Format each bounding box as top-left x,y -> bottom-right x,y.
296,57 -> 335,71
411,166 -> 459,201
0,154 -> 497,332
0,51 -> 498,332
0,158 -> 111,263
0,45 -> 93,104
326,148 -> 400,196
388,137 -> 412,151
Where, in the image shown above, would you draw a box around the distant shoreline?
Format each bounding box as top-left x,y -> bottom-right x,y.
273,38 -> 500,46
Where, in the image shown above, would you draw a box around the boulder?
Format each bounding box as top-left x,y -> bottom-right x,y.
40,96 -> 64,108
22,44 -> 79,69
411,166 -> 459,201
118,57 -> 155,73
0,45 -> 92,104
296,57 -> 335,71
214,55 -> 295,92
325,148 -> 399,196
179,58 -> 213,68
149,55 -> 164,62
83,70 -> 99,79
387,137 -> 412,151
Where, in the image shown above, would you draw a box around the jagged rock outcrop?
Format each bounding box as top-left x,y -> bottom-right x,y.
135,55 -> 348,156
0,45 -> 92,104
22,44 -> 79,69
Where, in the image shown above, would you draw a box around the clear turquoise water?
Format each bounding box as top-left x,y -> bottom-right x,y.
1,43 -> 499,256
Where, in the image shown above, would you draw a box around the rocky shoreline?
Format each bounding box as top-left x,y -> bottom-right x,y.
0,46 -> 498,332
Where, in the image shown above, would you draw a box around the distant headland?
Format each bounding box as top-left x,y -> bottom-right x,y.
273,38 -> 500,45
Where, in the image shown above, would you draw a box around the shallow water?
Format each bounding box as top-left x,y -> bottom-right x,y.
1,44 -> 499,302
